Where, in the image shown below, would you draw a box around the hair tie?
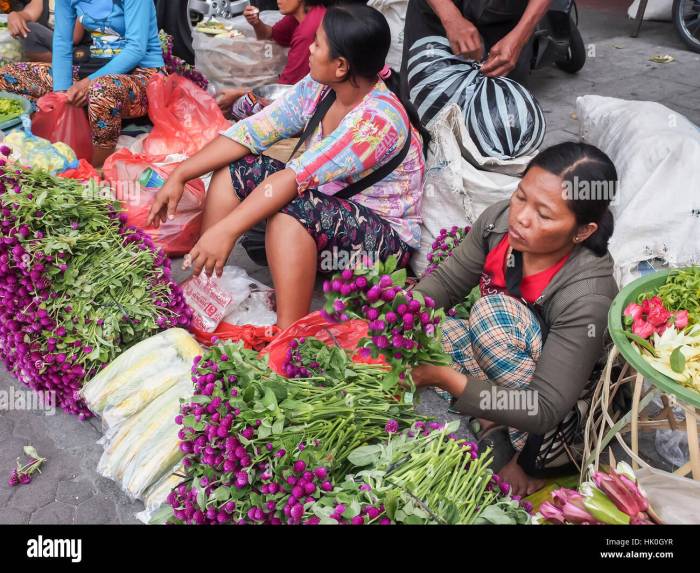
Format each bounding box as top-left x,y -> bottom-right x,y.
378,65 -> 392,80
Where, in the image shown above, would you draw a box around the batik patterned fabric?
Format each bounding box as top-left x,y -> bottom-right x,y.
221,74 -> 424,249
405,35 -> 545,159
229,154 -> 413,273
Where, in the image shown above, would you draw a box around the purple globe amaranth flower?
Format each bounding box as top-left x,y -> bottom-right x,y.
366,308 -> 379,321
379,275 -> 393,288
366,285 -> 382,302
385,419 -> 399,434
333,299 -> 346,313
341,269 -> 354,281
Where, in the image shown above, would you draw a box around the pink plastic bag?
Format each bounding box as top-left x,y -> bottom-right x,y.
102,148 -> 206,256
32,92 -> 93,161
142,74 -> 231,158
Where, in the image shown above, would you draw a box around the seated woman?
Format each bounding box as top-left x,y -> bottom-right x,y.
216,0 -> 329,119
0,0 -> 165,167
148,4 -> 428,330
411,142 -> 619,496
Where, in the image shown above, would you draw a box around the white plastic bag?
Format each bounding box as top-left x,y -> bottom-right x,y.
97,377 -> 193,500
576,95 -> 700,282
182,265 -> 275,331
411,104 -> 523,276
0,29 -> 22,65
636,466 -> 700,524
627,0 -> 673,21
81,328 -> 201,430
367,0 -> 407,71
135,461 -> 186,524
193,12 -> 288,91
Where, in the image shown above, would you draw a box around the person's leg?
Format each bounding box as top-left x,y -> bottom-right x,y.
18,22 -> 54,63
266,212 -> 317,329
200,166 -> 241,232
86,68 -> 159,167
0,62 -> 53,101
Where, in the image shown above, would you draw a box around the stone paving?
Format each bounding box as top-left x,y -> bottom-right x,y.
1,1 -> 698,523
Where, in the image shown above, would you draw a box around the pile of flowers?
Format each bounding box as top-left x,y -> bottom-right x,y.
321,256 -> 451,389
0,148 -> 191,417
7,445 -> 45,487
159,31 -> 209,91
157,341 -> 420,525
537,462 -> 657,525
623,267 -> 700,392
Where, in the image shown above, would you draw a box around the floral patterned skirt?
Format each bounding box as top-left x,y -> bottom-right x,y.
229,154 -> 413,274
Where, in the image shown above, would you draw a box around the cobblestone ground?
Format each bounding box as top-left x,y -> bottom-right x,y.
1,1 -> 697,523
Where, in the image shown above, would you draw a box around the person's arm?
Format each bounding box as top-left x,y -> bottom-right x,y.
448,292 -> 611,434
51,0 -> 77,92
86,0 -> 151,81
481,0 -> 552,76
17,0 -> 43,21
243,5 -> 273,40
221,74 -> 315,154
413,204 -> 500,310
426,0 -> 483,59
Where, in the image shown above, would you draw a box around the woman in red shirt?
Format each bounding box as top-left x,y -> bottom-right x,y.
217,0 -> 328,118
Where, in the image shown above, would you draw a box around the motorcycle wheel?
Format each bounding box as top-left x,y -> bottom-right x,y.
673,0 -> 700,53
555,17 -> 586,73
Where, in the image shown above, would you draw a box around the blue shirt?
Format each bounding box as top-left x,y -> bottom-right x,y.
52,0 -> 165,91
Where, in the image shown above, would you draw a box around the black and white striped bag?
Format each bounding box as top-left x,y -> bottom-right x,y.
406,35 -> 546,160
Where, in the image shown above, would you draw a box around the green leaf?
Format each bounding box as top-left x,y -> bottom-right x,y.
444,420 -> 461,434
403,514 -> 425,525
474,504 -> 517,525
272,417 -> 285,434
383,490 -> 399,521
623,330 -> 658,357
583,487 -> 630,525
383,256 -> 397,274
261,387 -> 278,411
347,444 -> 383,467
211,487 -> 231,502
670,347 -> 686,374
258,424 -> 272,439
23,445 -> 39,459
148,504 -> 175,525
390,268 -> 407,287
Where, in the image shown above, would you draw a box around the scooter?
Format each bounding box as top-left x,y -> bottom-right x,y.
531,0 -> 586,74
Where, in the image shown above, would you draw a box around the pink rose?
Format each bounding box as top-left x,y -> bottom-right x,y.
646,301 -> 671,327
632,318 -> 655,339
624,303 -> 643,321
673,310 -> 689,330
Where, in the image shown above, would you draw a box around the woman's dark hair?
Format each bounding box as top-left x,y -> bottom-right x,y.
524,142 -> 617,257
322,4 -> 431,153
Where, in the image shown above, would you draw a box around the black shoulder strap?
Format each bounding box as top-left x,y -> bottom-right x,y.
505,249 -> 550,341
289,88 -> 336,160
289,87 -> 413,202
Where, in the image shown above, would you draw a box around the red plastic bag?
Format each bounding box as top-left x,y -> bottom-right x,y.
142,74 -> 231,158
59,159 -> 100,182
191,322 -> 280,350
32,92 -> 93,161
261,311 -> 386,376
102,148 -> 206,256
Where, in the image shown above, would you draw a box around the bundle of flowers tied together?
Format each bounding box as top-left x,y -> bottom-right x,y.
0,146 -> 192,418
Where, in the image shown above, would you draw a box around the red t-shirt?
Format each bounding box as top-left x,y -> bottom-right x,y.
480,236 -> 569,304
271,7 -> 326,85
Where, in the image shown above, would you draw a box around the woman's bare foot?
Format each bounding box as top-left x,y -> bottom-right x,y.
476,417 -> 497,434
498,453 -> 546,498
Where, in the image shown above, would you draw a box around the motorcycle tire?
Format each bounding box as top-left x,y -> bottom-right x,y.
555,17 -> 586,73
673,0 -> 700,53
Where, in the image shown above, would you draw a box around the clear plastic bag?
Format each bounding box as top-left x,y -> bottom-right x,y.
4,127 -> 78,174
135,461 -> 186,524
192,12 -> 288,92
182,265 -> 275,332
81,328 -> 201,430
97,377 -> 193,500
0,29 -> 22,66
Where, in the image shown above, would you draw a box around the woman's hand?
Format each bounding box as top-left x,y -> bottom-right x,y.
216,87 -> 247,113
146,175 -> 186,228
411,364 -> 468,397
184,222 -> 237,278
65,78 -> 91,107
8,11 -> 30,39
243,5 -> 261,26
